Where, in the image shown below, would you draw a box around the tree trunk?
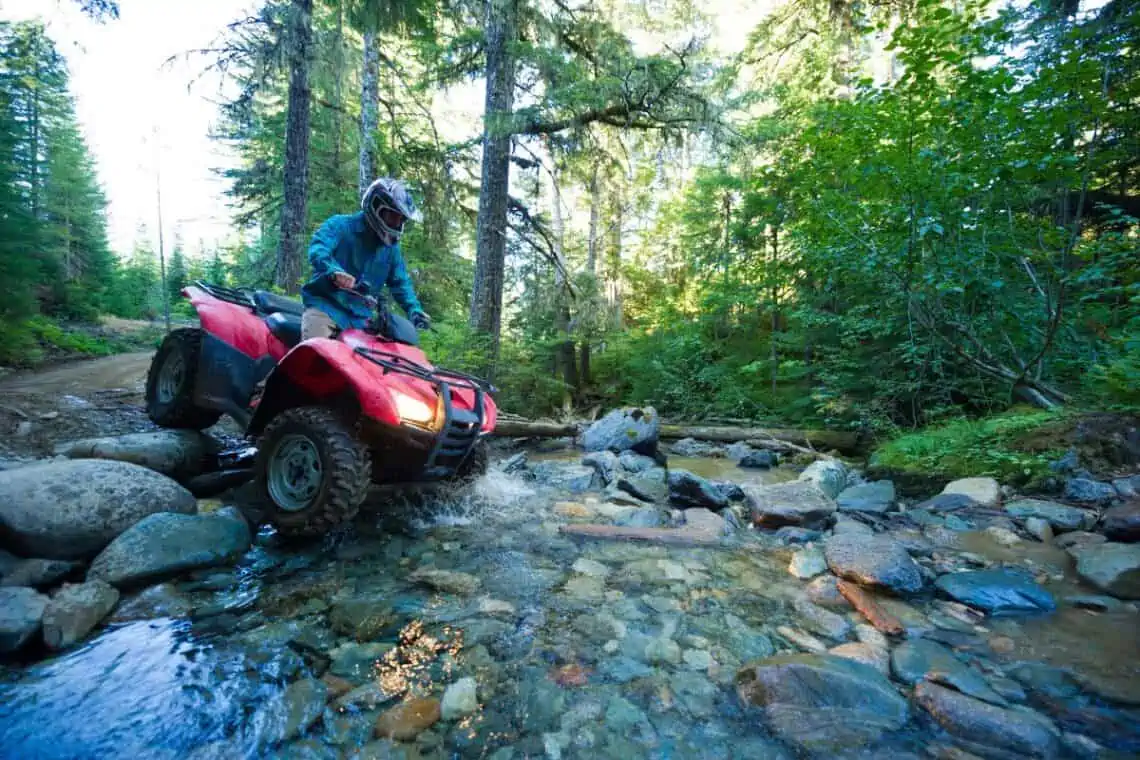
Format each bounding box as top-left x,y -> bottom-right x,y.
770,223 -> 780,395
550,158 -> 577,408
331,0 -> 345,173
359,30 -> 380,197
276,0 -> 313,293
607,187 -> 623,329
469,0 -> 518,368
580,165 -> 599,384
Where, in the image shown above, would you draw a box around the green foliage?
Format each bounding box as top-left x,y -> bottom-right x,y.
0,316 -> 161,367
871,409 -> 1072,485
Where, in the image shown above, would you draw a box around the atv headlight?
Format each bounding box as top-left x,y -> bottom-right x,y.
393,391 -> 436,427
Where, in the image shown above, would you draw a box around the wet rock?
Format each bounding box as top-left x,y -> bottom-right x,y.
683,648 -> 714,670
915,493 -> 978,512
617,450 -> 657,473
891,640 -> 1005,705
1061,733 -> 1105,760
329,641 -> 396,680
682,507 -> 730,537
722,613 -> 776,661
321,674 -> 355,699
581,451 -> 619,486
329,596 -> 396,641
616,468 -> 668,504
1064,478 -> 1118,506
108,582 -> 194,621
942,478 -> 1001,508
829,642 -> 888,676
1102,503 -> 1140,542
374,697 -> 441,741
501,452 -> 528,474
792,598 -> 851,640
1053,530 -> 1105,550
671,670 -> 718,717
441,677 -> 478,720
1068,542 -> 1140,599
776,625 -> 828,653
0,586 -> 49,652
913,681 -> 1059,759
644,637 -> 682,665
1025,517 -> 1054,543
41,579 -> 119,650
836,481 -> 896,514
739,450 -> 778,469
797,460 -> 849,500
934,569 -> 1056,614
1007,663 -> 1081,700
711,480 -> 746,502
260,677 -> 328,745
0,459 -> 197,560
775,526 -> 823,544
598,656 -> 654,683
54,430 -> 220,481
553,501 -> 594,519
670,438 -> 723,458
562,574 -> 605,601
87,508 -> 251,588
570,557 -> 611,578
788,546 -> 828,579
745,481 -> 837,528
985,525 -> 1021,547
667,470 -> 729,510
832,514 -> 874,535
612,506 -> 666,528
531,462 -> 597,493
824,533 -> 924,594
735,654 -> 909,753
805,575 -> 852,610
1004,499 -> 1095,533
408,568 -> 481,595
0,557 -> 80,589
1112,475 -> 1140,499
582,407 -> 659,454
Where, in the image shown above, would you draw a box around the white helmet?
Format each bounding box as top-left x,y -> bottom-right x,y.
361,177 -> 423,244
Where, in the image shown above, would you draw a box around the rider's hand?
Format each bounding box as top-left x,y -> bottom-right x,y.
411,311 -> 431,330
331,272 -> 356,290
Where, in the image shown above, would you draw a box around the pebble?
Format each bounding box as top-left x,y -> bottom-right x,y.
1025,517 -> 1054,543
644,637 -> 682,665
441,677 -> 478,720
374,698 -> 441,741
985,526 -> 1021,547
788,546 -> 828,579
776,625 -> 828,653
570,558 -> 610,578
683,648 -> 713,670
554,501 -> 594,518
477,598 -> 516,616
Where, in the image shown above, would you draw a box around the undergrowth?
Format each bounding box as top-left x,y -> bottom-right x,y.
0,316 -> 164,367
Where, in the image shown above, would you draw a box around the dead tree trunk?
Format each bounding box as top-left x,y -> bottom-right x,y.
276,0 -> 313,293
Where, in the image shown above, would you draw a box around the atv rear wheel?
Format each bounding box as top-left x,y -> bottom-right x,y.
146,328 -> 222,430
255,406 -> 371,536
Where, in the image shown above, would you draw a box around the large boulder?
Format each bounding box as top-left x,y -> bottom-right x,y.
54,430 -> 220,481
41,579 -> 120,650
735,654 -> 909,753
88,508 -> 251,588
582,407 -> 659,454
530,462 -> 598,493
0,460 -> 197,560
824,532 -> 924,594
667,470 -> 729,510
0,586 -> 49,652
617,450 -> 658,473
745,481 -> 837,529
1102,503 -> 1140,542
891,639 -> 1005,705
1068,542 -> 1140,600
934,569 -> 1055,614
913,681 -> 1059,759
1063,478 -> 1119,506
616,467 -> 668,504
669,438 -> 723,458
580,451 -> 619,486
0,558 -> 80,589
836,481 -> 896,514
797,460 -> 849,500
1003,499 -> 1096,533
941,477 -> 1001,508
739,450 -> 778,469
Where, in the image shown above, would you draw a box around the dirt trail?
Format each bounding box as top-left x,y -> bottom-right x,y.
0,352 -> 152,396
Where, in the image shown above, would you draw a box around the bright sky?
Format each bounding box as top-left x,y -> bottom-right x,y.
4,0 -> 251,257
3,0 -> 772,260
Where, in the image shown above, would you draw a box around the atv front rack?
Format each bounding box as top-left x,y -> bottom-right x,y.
354,346 -> 495,478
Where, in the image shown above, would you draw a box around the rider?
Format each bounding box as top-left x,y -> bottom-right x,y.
300,177 -> 431,340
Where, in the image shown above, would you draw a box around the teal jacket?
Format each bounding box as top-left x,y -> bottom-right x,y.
300,212 -> 424,330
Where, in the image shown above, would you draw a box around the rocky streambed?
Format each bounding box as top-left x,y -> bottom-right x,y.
1,409 -> 1139,759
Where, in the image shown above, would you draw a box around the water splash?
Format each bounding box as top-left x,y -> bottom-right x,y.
407,471 -> 540,529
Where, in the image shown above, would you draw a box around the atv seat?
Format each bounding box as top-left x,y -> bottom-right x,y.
265,311 -> 303,348
254,290 -> 305,317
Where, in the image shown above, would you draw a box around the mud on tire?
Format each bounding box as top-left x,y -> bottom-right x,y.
255,406 -> 371,537
145,328 -> 222,430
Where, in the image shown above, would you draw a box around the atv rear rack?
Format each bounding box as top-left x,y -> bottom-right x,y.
192,281 -> 257,309
354,346 -> 494,478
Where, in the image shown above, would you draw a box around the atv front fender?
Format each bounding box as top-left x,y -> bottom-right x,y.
248,339 -> 404,436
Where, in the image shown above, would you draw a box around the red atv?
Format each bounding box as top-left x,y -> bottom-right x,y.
144,281 -> 497,535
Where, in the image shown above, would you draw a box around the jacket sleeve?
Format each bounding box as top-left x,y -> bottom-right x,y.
386,246 -> 424,316
307,218 -> 346,278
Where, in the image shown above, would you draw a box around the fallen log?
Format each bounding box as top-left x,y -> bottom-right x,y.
491,418 -> 860,454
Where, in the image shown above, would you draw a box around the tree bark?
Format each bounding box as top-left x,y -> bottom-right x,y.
276,0 -> 313,293
580,165 -> 599,385
469,0 -> 518,369
359,30 -> 380,197
549,157 -> 577,407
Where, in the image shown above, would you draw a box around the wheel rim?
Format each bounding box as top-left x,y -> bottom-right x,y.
267,434 -> 323,512
156,350 -> 185,404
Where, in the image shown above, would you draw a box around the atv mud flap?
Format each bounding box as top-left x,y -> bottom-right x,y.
194,334 -> 276,429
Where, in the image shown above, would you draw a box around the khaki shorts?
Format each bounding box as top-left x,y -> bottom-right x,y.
301,308 -> 337,341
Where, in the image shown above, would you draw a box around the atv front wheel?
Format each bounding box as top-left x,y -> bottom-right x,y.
255,406 -> 371,536
146,328 -> 222,430
453,439 -> 489,482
